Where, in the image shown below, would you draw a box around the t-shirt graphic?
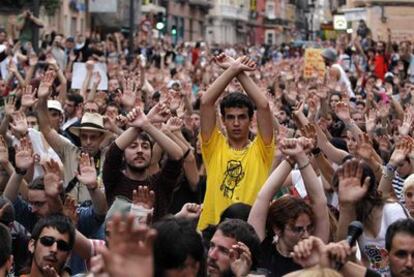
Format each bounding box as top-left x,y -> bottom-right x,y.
221,160 -> 245,199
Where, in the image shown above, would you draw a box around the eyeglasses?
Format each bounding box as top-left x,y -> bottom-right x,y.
29,201 -> 46,208
288,224 -> 314,235
39,236 -> 71,252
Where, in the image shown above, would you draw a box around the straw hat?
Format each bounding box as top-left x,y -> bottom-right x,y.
68,112 -> 109,137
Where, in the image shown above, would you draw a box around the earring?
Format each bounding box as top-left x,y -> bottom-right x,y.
272,234 -> 279,244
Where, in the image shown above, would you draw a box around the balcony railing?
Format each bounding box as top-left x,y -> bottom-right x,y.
188,0 -> 213,8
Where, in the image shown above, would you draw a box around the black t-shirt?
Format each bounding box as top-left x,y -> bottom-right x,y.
259,236 -> 302,277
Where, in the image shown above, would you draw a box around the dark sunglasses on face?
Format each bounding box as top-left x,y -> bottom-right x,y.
39,236 -> 71,252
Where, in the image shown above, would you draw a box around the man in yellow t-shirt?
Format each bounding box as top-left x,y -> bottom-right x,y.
198,54 -> 274,230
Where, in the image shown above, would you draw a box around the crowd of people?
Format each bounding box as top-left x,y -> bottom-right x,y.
0,14 -> 413,277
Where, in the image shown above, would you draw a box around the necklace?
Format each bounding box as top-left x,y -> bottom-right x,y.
275,242 -> 291,258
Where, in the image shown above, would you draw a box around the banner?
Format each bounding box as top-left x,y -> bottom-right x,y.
303,48 -> 325,79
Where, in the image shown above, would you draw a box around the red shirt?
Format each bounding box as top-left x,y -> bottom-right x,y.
374,53 -> 388,80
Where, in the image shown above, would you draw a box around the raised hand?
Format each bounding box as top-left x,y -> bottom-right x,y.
355,133 -> 374,160
292,236 -> 330,268
167,89 -> 182,112
0,136 -> 9,165
398,112 -> 414,136
15,136 -> 34,170
335,102 -> 351,123
175,203 -> 202,220
76,153 -> 97,189
146,102 -> 171,124
97,214 -> 157,277
214,53 -> 235,70
279,138 -> 305,158
230,242 -> 252,277
4,96 -> 16,116
126,107 -> 150,129
231,56 -> 256,73
121,77 -> 137,108
42,159 -> 63,197
390,139 -> 411,166
337,159 -> 370,204
21,85 -> 38,108
38,70 -> 56,99
28,53 -> 38,67
86,60 -> 95,72
8,59 -> 18,73
165,116 -> 183,133
365,109 -> 377,134
10,112 -> 28,136
93,71 -> 102,87
63,196 -> 79,225
132,186 -> 155,210
301,123 -> 318,150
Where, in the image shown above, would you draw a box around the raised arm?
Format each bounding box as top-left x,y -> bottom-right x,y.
76,153 -> 108,216
164,117 -> 199,190
200,55 -> 252,141
37,70 -> 68,152
3,136 -> 34,203
282,138 -> 330,243
378,139 -> 411,200
127,108 -> 183,160
214,54 -> 273,144
248,159 -> 292,242
336,159 -> 370,241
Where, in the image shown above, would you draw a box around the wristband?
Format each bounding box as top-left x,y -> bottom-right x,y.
298,160 -> 310,170
182,148 -> 192,159
311,147 -> 321,155
285,158 -> 295,169
15,167 -> 27,176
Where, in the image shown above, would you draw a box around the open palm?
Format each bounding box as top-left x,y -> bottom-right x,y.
337,160 -> 369,203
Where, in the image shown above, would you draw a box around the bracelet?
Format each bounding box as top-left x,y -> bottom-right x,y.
285,158 -> 295,168
87,186 -> 98,192
182,148 -> 192,159
15,167 -> 27,176
298,160 -> 310,170
311,147 -> 321,155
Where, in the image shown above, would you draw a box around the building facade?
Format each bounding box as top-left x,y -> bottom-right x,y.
343,0 -> 414,42
206,0 -> 250,45
165,0 -> 212,43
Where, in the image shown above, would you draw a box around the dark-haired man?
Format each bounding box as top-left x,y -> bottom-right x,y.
103,104 -> 184,221
0,223 -> 13,277
27,214 -> 75,277
207,219 -> 260,277
198,54 -> 274,230
386,218 -> 414,277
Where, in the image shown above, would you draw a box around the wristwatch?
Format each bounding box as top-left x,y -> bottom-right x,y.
385,163 -> 397,173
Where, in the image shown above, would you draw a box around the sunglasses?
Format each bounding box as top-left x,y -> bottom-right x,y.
39,236 -> 71,252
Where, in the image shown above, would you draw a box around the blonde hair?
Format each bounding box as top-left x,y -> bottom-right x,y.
403,174 -> 414,195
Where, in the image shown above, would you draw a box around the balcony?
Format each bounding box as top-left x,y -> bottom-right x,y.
218,4 -> 249,21
189,0 -> 213,9
264,17 -> 290,26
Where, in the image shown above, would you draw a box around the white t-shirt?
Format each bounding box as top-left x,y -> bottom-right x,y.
12,128 -> 64,180
358,202 -> 410,276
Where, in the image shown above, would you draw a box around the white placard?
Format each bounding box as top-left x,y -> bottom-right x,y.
334,15 -> 347,30
89,0 -> 117,13
71,63 -> 108,91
